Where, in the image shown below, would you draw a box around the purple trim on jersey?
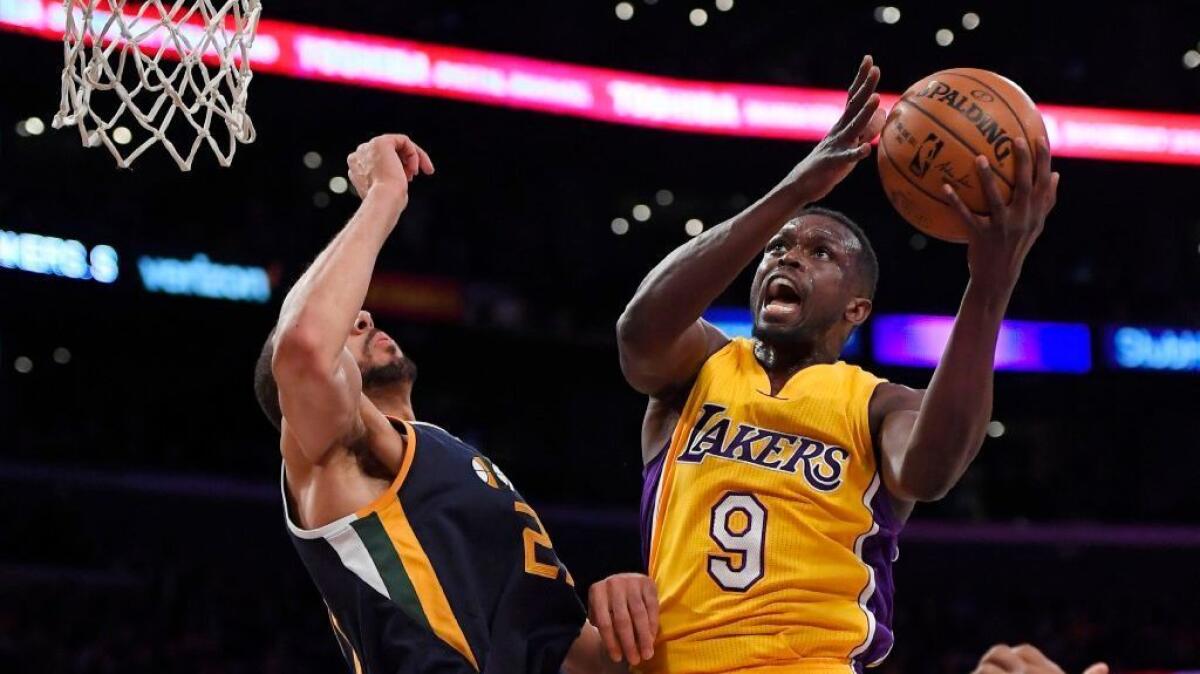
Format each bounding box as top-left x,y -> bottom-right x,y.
857,481 -> 903,667
639,447 -> 668,570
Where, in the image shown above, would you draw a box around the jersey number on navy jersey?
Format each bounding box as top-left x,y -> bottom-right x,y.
515,501 -> 575,586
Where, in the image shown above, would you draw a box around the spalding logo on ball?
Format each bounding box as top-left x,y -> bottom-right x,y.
878,68 -> 1048,243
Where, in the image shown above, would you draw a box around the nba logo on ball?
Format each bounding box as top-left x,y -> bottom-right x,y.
878,68 -> 1048,243
908,133 -> 945,178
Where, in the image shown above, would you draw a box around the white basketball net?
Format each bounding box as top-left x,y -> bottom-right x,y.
52,0 -> 261,170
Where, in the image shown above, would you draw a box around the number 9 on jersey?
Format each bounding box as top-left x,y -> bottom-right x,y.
707,492 -> 767,592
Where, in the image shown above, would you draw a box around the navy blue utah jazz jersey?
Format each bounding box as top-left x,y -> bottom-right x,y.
284,419 -> 586,673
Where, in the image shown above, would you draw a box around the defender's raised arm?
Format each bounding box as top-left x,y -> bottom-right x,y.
271,135 -> 433,462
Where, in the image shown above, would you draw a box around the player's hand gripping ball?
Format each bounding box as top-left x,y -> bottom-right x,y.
878,69 -> 1049,243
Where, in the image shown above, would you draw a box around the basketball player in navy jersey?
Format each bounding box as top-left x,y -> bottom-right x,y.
253,134 -> 658,673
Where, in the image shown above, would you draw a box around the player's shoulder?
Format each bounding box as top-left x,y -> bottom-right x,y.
688,336 -> 753,386
867,380 -> 924,416
711,335 -> 753,363
410,420 -> 496,459
410,420 -> 465,445
818,361 -> 896,405
830,359 -> 887,381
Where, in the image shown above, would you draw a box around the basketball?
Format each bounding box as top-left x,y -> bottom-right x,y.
877,68 -> 1048,243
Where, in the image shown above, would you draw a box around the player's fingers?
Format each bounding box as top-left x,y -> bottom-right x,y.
847,67 -> 880,118
862,63 -> 881,96
1033,137 -> 1052,192
942,183 -> 986,231
380,134 -> 419,178
1014,644 -> 1067,674
860,106 -> 887,144
1013,643 -> 1057,667
348,142 -> 368,168
1048,171 -> 1060,208
415,144 -> 435,175
836,64 -> 879,132
979,644 -> 1024,671
846,55 -> 873,101
607,584 -> 641,665
588,585 -> 622,662
395,139 -> 421,179
398,137 -> 434,175
625,588 -> 655,661
1082,663 -> 1110,674
841,93 -> 881,144
852,142 -> 873,160
973,665 -> 1009,674
1011,138 -> 1033,204
640,579 -> 660,638
975,155 -> 1007,216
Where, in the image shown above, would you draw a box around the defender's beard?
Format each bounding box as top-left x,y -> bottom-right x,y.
362,356 -> 418,390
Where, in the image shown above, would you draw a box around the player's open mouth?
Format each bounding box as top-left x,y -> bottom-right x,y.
760,275 -> 803,322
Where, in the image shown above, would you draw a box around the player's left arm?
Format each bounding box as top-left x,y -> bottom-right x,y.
873,136 -> 1060,502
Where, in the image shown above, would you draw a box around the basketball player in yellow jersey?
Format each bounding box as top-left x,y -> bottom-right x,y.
613,55 -> 1060,673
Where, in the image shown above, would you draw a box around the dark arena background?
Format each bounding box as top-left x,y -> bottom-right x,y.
1,1 -> 1199,672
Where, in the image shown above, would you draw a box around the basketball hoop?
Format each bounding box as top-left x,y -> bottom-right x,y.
52,0 -> 261,171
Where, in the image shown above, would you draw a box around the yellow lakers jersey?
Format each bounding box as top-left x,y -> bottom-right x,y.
638,338 -> 900,674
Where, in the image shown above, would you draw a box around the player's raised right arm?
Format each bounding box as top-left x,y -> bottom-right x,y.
616,55 -> 885,397
272,135 -> 434,462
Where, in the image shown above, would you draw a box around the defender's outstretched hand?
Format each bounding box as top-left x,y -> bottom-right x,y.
942,137 -> 1059,289
786,55 -> 887,203
346,134 -> 435,205
588,573 -> 659,666
972,643 -> 1108,674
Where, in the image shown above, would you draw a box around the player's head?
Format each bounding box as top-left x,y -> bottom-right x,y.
748,207 -> 878,353
253,310 -> 418,431
345,310 -> 418,389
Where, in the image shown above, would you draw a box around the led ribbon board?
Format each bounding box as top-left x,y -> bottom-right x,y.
3,0 -> 1200,165
872,314 -> 1091,373
138,254 -> 271,303
1106,325 -> 1200,372
0,228 -> 118,283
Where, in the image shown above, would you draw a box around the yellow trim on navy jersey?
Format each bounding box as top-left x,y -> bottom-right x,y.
374,475 -> 480,670
343,418 -> 479,669
355,417 -> 419,519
